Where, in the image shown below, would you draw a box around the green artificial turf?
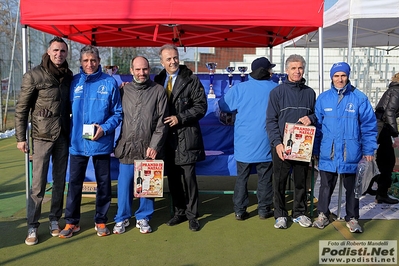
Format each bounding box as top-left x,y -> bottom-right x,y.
1,137 -> 398,266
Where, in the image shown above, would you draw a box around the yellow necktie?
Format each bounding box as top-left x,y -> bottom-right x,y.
166,75 -> 173,98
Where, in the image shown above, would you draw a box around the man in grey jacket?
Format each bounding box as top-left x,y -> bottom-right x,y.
113,56 -> 169,234
15,37 -> 73,245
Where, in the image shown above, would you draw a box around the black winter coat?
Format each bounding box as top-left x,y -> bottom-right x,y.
154,65 -> 207,165
375,81 -> 399,138
266,78 -> 316,148
15,65 -> 72,142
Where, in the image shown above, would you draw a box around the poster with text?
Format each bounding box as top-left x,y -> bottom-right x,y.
134,160 -> 164,198
283,123 -> 315,162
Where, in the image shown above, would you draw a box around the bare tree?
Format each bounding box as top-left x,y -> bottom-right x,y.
0,0 -> 21,131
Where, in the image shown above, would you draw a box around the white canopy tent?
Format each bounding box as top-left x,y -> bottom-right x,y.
287,0 -> 399,52
285,0 -> 399,94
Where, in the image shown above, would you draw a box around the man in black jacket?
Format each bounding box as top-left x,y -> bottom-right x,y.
154,44 -> 207,231
15,37 -> 73,245
374,72 -> 399,204
266,54 -> 316,229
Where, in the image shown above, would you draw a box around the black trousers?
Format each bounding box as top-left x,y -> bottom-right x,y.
376,125 -> 396,197
317,171 -> 359,222
272,148 -> 309,218
166,162 -> 199,220
234,161 -> 273,216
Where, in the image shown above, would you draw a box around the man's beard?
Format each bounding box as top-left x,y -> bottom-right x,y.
133,75 -> 148,84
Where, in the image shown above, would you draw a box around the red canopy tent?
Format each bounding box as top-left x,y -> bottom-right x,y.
20,0 -> 323,48
18,0 -> 324,211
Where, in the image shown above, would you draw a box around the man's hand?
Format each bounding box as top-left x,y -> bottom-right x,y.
120,82 -> 129,89
146,148 -> 158,159
92,124 -> 104,141
17,141 -> 28,153
298,116 -> 311,126
276,143 -> 285,161
164,116 -> 179,127
313,155 -> 319,168
363,155 -> 374,162
393,137 -> 399,148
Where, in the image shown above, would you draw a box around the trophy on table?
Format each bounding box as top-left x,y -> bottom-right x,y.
206,62 -> 217,99
218,66 -> 237,126
238,66 -> 248,82
226,66 -> 235,88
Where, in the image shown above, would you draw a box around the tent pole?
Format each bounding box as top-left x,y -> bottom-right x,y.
348,18 -> 354,66
269,46 -> 273,62
194,47 -> 198,74
22,25 -> 30,219
27,27 -> 30,71
385,59 -> 389,87
305,47 -> 309,82
110,47 -> 114,65
318,27 -> 324,94
280,46 -> 285,74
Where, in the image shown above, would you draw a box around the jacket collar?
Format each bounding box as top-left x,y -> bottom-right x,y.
80,65 -> 103,81
331,80 -> 352,95
283,77 -> 307,88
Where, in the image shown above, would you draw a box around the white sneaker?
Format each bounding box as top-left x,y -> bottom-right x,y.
312,213 -> 329,229
346,218 -> 363,233
292,215 -> 312,227
25,228 -> 38,246
274,217 -> 287,229
136,219 -> 152,234
113,219 -> 130,234
49,220 -> 60,237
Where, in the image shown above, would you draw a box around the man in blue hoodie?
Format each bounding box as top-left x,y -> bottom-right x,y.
219,57 -> 277,220
59,45 -> 123,238
312,62 -> 377,233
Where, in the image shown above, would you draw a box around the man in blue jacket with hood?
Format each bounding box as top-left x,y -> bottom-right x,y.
312,62 -> 377,233
59,45 -> 122,238
219,57 -> 277,220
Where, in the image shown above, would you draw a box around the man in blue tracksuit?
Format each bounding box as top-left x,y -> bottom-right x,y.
59,45 -> 122,238
312,62 -> 377,233
219,57 -> 277,220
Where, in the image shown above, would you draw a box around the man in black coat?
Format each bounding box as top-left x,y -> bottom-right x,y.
15,37 -> 72,245
154,44 -> 207,231
373,72 -> 399,204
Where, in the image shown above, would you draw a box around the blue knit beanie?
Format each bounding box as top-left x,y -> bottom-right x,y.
330,62 -> 351,79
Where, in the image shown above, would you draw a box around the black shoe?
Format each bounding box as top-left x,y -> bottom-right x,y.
375,195 -> 399,204
189,219 -> 200,231
235,211 -> 249,221
259,210 -> 274,220
362,188 -> 377,196
166,215 -> 187,226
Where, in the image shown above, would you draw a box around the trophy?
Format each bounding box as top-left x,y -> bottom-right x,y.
218,66 -> 237,125
206,62 -> 217,98
238,66 -> 248,82
226,66 -> 235,88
